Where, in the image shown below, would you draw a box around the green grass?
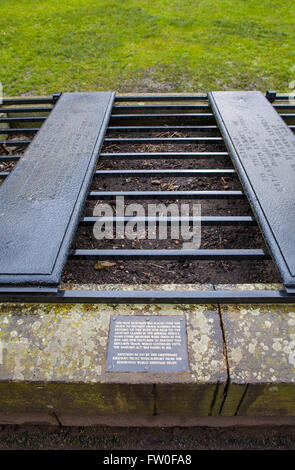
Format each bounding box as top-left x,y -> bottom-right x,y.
1,0 -> 295,96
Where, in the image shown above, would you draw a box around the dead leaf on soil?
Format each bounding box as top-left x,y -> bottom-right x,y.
94,261 -> 116,270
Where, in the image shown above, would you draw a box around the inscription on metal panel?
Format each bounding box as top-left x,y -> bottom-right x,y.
0,91 -> 114,285
106,316 -> 189,373
209,91 -> 295,289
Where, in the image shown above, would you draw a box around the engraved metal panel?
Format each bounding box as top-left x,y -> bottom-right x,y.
106,315 -> 189,373
209,91 -> 295,291
0,92 -> 115,286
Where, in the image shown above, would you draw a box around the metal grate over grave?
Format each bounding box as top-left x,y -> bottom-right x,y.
0,90 -> 295,304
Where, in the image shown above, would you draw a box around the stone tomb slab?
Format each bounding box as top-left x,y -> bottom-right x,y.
0,293 -> 227,423
218,284 -> 295,416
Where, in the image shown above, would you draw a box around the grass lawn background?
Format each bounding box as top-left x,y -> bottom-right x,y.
1,0 -> 295,96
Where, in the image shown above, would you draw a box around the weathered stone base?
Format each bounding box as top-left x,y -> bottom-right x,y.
0,284 -> 295,425
219,284 -> 295,417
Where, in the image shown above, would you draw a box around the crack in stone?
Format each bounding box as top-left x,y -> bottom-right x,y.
215,295 -> 231,415
51,412 -> 62,427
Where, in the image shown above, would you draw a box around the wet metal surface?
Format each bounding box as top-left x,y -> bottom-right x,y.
0,92 -> 114,286
209,91 -> 295,291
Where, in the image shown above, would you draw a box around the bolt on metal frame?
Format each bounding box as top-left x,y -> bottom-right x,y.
0,92 -> 295,303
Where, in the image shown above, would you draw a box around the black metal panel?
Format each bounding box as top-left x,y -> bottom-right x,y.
0,92 -> 115,286
209,91 -> 295,291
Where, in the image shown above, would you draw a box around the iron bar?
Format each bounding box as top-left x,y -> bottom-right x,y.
0,287 -> 58,294
0,107 -> 52,114
2,97 -> 56,105
0,140 -> 30,146
115,95 -> 208,102
0,155 -> 21,161
0,117 -> 46,123
100,152 -> 229,159
273,104 -> 295,109
1,288 -> 294,303
0,128 -> 38,134
104,137 -> 223,143
80,215 -> 256,226
107,125 -> 219,132
93,169 -> 236,176
71,248 -> 269,260
113,104 -> 210,111
110,113 -> 215,120
275,95 -> 292,100
88,190 -> 244,199
280,114 -> 295,120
